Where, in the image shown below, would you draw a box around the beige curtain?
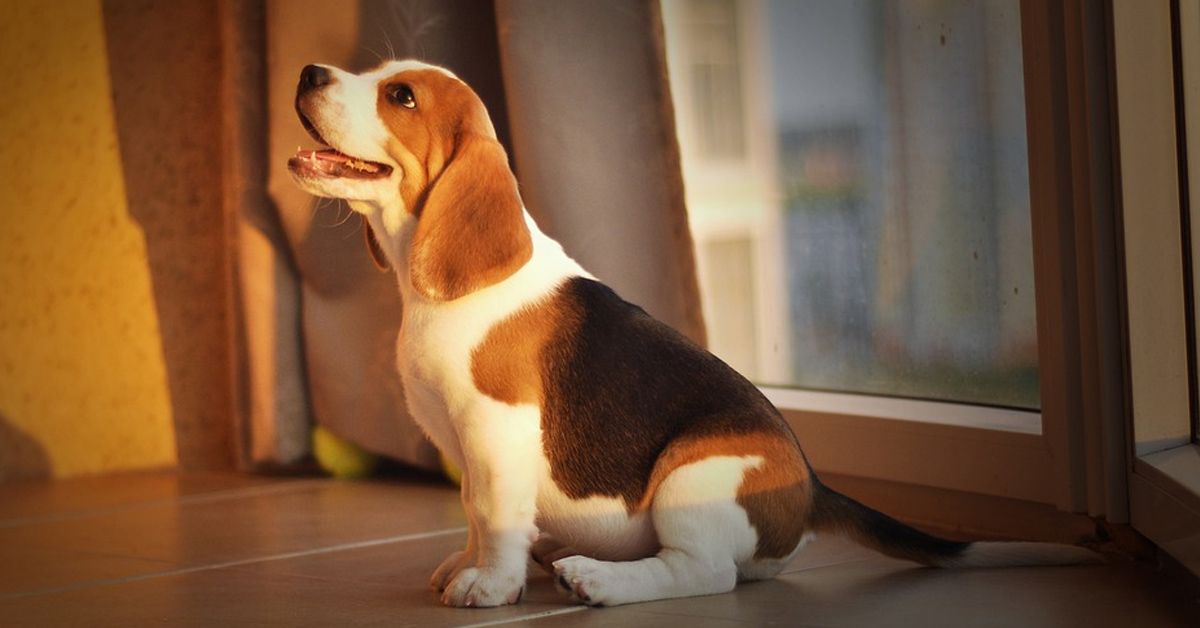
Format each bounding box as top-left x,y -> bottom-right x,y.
496,0 -> 706,344
235,0 -> 704,469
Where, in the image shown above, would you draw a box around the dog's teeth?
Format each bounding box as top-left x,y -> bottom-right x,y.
347,159 -> 380,173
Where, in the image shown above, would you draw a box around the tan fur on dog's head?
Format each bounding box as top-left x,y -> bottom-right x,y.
289,61 -> 532,301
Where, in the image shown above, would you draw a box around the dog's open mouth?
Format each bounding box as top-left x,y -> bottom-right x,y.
288,148 -> 393,180
287,111 -> 393,180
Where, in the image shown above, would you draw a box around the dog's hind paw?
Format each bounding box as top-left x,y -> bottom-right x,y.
552,555 -> 614,607
531,533 -> 581,574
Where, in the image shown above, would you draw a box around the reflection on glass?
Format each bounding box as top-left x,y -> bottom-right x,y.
667,0 -> 1040,409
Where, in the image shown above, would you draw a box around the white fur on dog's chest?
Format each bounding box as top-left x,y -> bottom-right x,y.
394,222 -> 584,460
394,300 -> 515,461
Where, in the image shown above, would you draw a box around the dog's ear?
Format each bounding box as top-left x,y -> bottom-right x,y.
409,134 -> 533,301
363,222 -> 390,272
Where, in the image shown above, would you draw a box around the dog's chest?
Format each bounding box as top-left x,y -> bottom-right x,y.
393,274 -> 552,423
396,307 -> 475,390
394,236 -> 579,408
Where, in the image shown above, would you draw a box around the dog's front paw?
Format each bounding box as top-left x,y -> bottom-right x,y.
440,566 -> 526,608
553,555 -> 615,607
431,550 -> 469,592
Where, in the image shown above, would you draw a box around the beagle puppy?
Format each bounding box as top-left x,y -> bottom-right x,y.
287,60 -> 1098,608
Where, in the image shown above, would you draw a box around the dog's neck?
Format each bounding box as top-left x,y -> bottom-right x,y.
352,199 -> 578,307
350,199 -> 418,299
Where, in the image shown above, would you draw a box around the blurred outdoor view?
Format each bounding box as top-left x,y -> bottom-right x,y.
663,0 -> 1040,410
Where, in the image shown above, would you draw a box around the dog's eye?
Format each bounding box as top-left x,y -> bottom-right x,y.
387,84 -> 416,109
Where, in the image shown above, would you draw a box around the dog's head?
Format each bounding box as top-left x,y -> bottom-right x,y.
287,60 -> 532,301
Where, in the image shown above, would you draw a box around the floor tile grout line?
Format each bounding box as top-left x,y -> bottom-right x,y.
452,606 -> 590,628
0,480 -> 330,529
779,556 -> 880,576
0,526 -> 468,601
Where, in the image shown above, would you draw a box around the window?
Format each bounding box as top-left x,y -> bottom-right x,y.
663,0 -> 1132,533
666,0 -> 1039,411
680,0 -> 748,161
1120,0 -> 1200,577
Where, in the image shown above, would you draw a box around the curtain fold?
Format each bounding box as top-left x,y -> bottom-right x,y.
235,0 -> 363,469
495,0 -> 707,345
235,0 -> 705,468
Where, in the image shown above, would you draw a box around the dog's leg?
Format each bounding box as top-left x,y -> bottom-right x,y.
552,456 -> 764,606
431,472 -> 480,591
553,547 -> 739,607
436,403 -> 541,608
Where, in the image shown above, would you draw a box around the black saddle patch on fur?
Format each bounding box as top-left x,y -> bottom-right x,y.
538,277 -> 788,510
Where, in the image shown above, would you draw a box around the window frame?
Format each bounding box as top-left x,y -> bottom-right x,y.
764,0 -> 1127,527
1117,0 -> 1200,577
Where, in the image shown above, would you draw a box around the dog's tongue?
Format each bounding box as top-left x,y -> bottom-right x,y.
290,148 -> 391,179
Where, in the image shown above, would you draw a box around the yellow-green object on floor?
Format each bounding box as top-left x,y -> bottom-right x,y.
312,425 -> 378,479
440,452 -> 462,486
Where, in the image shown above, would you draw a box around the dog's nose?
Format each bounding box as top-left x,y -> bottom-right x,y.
298,64 -> 331,93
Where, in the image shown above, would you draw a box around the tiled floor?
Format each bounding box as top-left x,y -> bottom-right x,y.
1,471 -> 1197,627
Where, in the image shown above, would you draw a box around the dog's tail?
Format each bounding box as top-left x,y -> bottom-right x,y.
809,480 -> 1101,568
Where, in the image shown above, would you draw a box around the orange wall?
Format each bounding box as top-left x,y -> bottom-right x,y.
0,0 -> 178,479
